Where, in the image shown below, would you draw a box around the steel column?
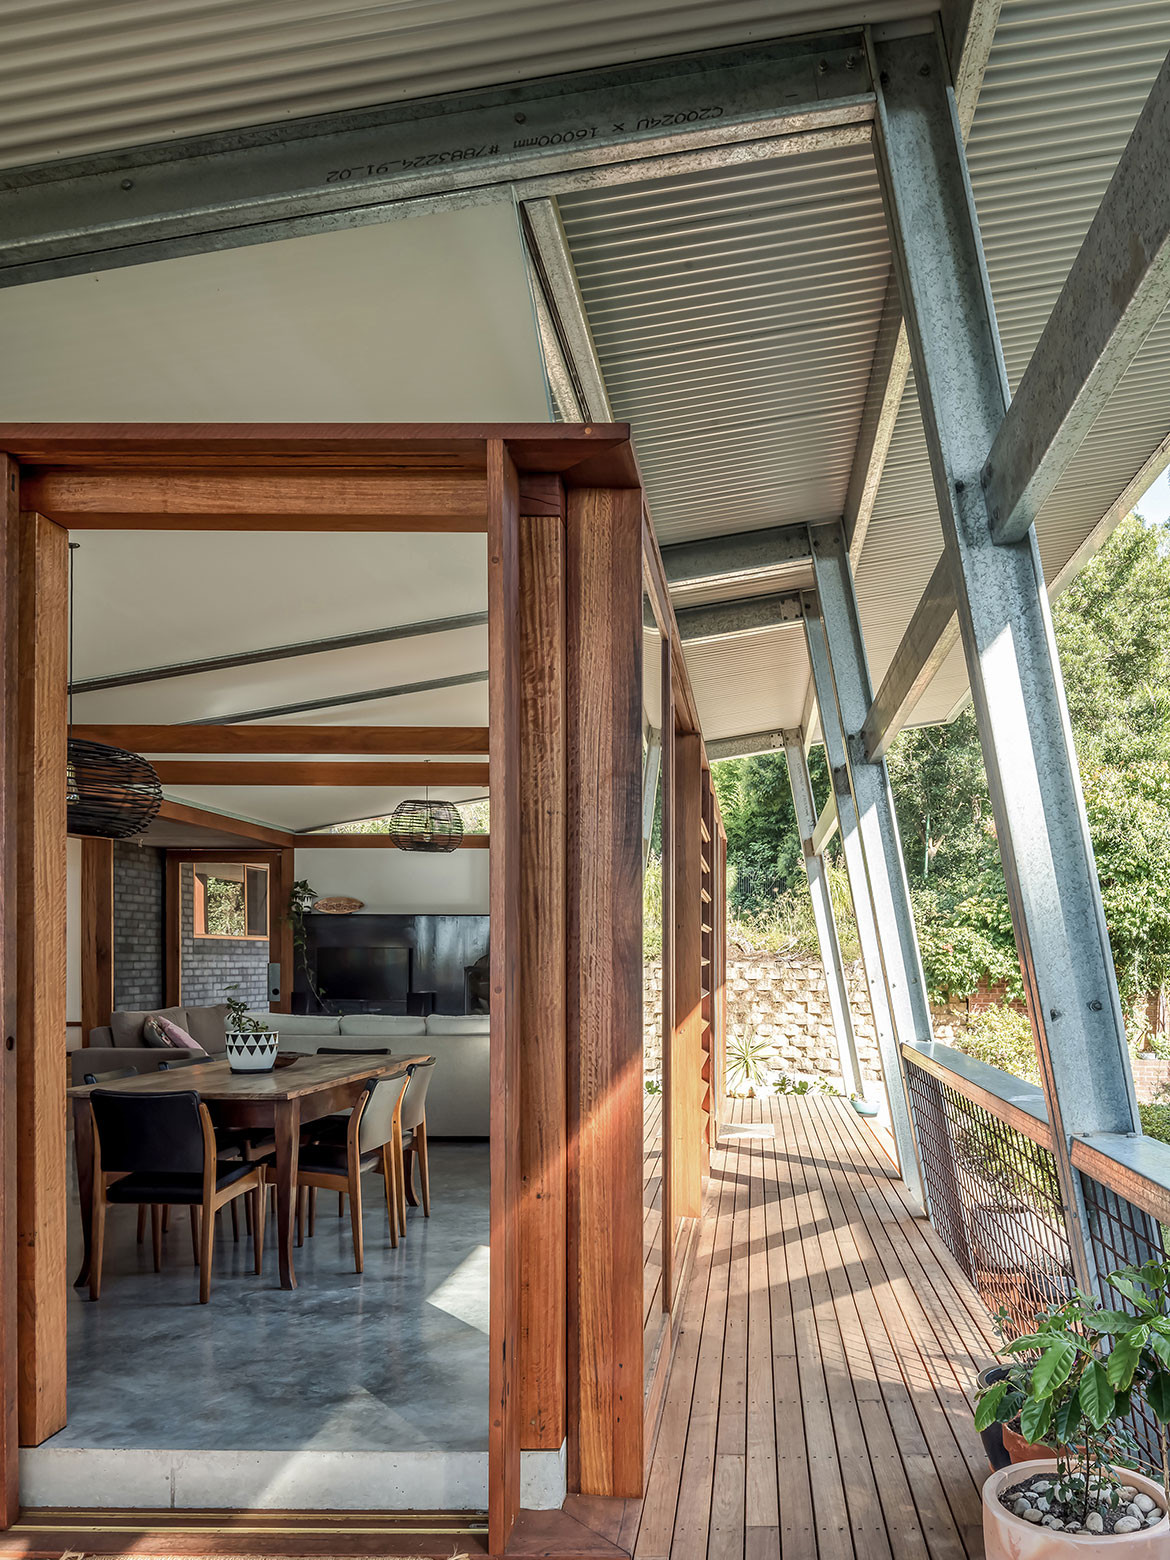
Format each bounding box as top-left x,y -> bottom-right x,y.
643,728 -> 662,871
804,608 -> 924,1207
783,731 -> 863,1100
868,24 -> 1150,1293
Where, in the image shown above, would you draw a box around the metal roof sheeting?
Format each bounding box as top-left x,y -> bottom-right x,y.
0,0 -> 925,169
861,0 -> 1170,728
559,143 -> 892,548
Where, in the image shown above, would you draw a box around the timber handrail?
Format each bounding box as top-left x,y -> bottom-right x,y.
1071,1133 -> 1170,1228
903,1040 -> 1170,1228
900,1040 -> 1053,1149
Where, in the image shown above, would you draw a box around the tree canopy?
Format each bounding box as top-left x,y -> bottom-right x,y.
710,512 -> 1170,1011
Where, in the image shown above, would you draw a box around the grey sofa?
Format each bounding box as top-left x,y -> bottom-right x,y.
245,1012 -> 490,1136
75,1003 -> 228,1085
79,1006 -> 490,1136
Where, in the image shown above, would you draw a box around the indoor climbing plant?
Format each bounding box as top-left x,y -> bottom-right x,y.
286,878 -> 331,1011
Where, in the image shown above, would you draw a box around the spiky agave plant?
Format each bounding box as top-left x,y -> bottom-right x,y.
726,1027 -> 772,1094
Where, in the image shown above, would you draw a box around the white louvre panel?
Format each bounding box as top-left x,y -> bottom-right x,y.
0,0 -> 924,170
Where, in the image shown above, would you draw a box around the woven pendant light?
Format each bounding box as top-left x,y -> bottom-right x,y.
65,545 -> 163,839
388,796 -> 464,853
66,739 -> 163,839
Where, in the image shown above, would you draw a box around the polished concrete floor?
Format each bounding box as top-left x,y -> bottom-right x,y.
51,1141 -> 490,1452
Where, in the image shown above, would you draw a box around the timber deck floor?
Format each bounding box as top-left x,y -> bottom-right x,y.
631,1093 -> 1000,1560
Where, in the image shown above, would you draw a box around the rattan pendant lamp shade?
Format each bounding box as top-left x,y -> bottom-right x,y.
388,796 -> 464,853
65,546 -> 163,839
66,739 -> 163,839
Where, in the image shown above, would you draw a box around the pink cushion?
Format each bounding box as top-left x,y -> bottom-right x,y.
154,1015 -> 203,1051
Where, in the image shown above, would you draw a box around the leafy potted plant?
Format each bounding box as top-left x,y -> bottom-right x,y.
976,1278 -> 1169,1553
223,985 -> 279,1073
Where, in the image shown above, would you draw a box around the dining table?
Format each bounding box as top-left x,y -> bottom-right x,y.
68,1051 -> 432,1291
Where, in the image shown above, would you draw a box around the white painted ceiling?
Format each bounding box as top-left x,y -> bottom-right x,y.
0,200 -> 535,830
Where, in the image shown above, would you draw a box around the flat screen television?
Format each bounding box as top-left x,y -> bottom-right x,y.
316,945 -> 410,1003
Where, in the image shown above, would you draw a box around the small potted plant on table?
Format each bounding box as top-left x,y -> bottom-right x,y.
976,1266 -> 1170,1553
223,986 -> 279,1073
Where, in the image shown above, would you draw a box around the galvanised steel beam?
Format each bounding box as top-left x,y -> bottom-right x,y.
811,792 -> 839,855
860,555 -> 959,762
643,728 -> 662,870
982,45 -> 1170,546
869,23 -> 1151,1292
840,0 -> 1000,564
805,533 -> 931,1205
660,524 -> 811,592
674,590 -> 804,645
521,197 -> 613,423
0,35 -> 873,287
784,729 -> 863,1099
804,602 -> 924,1208
704,729 -> 784,762
69,610 -> 488,696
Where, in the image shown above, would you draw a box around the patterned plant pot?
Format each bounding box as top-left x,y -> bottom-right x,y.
224,1028 -> 279,1073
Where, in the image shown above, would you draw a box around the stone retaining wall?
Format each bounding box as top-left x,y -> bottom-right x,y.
643,953 -> 974,1091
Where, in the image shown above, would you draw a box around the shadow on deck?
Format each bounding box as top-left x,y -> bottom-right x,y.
630,1093 -> 998,1560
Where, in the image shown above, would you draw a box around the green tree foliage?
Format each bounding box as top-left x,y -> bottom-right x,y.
713,512 -> 1170,1011
712,748 -> 832,915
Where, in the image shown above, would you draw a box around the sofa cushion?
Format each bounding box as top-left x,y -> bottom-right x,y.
426,1013 -> 490,1036
110,1006 -> 188,1048
247,1012 -> 341,1037
339,1015 -> 427,1037
185,1003 -> 229,1055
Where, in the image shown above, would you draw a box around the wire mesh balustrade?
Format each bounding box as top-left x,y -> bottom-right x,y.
904,1042 -> 1170,1478
903,1051 -> 1074,1337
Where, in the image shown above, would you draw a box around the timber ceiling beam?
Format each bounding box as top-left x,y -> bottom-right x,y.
154,798 -> 295,846
68,611 -> 488,696
20,469 -> 488,531
72,724 -> 489,755
295,832 -> 489,848
152,760 -> 490,786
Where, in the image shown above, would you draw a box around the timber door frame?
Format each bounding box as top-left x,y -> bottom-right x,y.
0,424 -> 683,1554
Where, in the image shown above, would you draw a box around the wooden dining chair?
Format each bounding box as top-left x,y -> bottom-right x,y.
283,1070 -> 410,1273
309,1046 -> 391,1233
88,1088 -> 266,1303
395,1059 -> 437,1233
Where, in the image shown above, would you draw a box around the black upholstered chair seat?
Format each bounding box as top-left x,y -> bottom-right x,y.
278,1142 -> 383,1178
106,1159 -> 255,1205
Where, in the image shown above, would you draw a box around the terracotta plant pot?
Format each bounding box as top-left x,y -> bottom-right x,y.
984,1460 -> 1169,1556
1004,1422 -> 1062,1464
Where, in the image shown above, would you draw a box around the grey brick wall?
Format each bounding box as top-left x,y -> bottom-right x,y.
180,863 -> 269,1009
113,842 -> 165,1011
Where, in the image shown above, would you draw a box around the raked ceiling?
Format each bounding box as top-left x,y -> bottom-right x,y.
0,201 -> 534,832
2,2 -> 1170,798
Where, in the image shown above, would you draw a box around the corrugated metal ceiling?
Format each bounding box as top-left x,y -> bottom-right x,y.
559,144 -> 892,548
3,1 -> 1170,751
562,0 -> 1170,737
0,0 -> 929,169
860,0 -> 1170,727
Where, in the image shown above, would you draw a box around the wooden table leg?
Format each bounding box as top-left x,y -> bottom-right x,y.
72,1098 -> 94,1289
274,1099 -> 301,1290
